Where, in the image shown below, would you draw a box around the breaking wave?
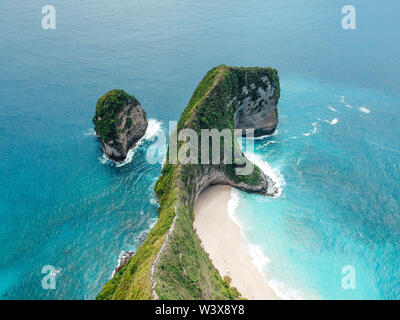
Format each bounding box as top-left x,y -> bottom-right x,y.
99,119 -> 163,167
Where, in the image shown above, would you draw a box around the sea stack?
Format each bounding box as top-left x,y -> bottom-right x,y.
93,89 -> 148,160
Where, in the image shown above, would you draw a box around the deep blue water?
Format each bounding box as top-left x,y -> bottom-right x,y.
0,0 -> 399,299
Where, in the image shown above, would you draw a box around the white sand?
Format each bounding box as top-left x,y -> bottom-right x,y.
194,185 -> 279,300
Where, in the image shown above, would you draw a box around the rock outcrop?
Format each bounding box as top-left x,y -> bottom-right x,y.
234,75 -> 279,136
93,89 -> 148,161
97,66 -> 280,300
112,251 -> 134,276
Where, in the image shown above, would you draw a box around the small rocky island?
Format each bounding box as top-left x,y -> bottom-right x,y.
93,89 -> 148,160
97,66 -> 280,300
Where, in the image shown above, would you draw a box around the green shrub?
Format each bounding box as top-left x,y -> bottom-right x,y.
93,89 -> 138,143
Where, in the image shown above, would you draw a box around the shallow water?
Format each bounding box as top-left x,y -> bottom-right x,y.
1,0 -> 399,299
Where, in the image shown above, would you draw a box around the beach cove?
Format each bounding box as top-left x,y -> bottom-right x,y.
194,185 -> 279,300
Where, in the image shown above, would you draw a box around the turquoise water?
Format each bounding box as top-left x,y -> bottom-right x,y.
0,1 -> 399,299
236,76 -> 400,299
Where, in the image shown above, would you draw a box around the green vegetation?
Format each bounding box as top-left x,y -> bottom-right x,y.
97,66 -> 279,300
93,89 -> 139,143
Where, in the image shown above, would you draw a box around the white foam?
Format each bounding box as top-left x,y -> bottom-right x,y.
99,119 -> 163,167
302,122 -> 318,137
111,251 -> 134,278
312,122 -> 318,132
359,107 -> 371,114
257,140 -> 278,150
115,148 -> 135,168
137,217 -> 157,241
143,119 -> 163,140
244,151 -> 285,198
149,184 -> 160,207
253,129 -> 279,140
227,188 -> 242,228
84,128 -> 96,136
328,106 -> 337,112
134,217 -> 158,244
341,96 -> 354,108
148,217 -> 158,229
116,119 -> 162,167
323,118 -> 339,125
99,156 -> 108,164
340,95 -> 354,109
340,95 -> 371,114
267,279 -> 306,300
227,191 -> 271,285
227,188 -> 304,300
247,243 -> 271,274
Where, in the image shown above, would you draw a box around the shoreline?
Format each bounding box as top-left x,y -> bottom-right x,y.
194,185 -> 279,300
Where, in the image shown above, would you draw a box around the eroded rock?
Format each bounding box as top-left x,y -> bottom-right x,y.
93,89 -> 148,160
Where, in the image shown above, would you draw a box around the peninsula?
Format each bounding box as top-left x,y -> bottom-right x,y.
97,65 -> 280,300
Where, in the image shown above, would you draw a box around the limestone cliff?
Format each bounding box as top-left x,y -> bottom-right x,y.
235,75 -> 279,136
93,89 -> 148,160
97,66 -> 280,300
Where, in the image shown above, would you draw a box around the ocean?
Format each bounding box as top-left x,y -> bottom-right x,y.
0,0 -> 399,299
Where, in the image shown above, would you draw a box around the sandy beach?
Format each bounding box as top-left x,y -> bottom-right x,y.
194,185 -> 279,300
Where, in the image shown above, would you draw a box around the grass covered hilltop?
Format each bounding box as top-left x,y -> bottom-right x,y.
97,65 -> 280,300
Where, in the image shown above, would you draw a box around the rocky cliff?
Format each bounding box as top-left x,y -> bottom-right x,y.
93,89 -> 148,160
97,66 -> 280,300
235,74 -> 279,136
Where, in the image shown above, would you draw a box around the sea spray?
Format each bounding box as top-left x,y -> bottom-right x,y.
253,129 -> 279,140
228,184 -> 274,283
328,106 -> 337,112
243,151 -> 285,198
323,118 -> 338,125
302,122 -> 318,137
227,149 -> 313,299
83,128 -> 96,136
257,140 -> 278,150
359,107 -> 371,114
267,279 -> 306,300
100,119 -> 163,167
111,251 -> 134,278
227,189 -> 304,300
111,216 -> 158,279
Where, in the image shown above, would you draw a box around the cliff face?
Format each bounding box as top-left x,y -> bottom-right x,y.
93,89 -> 148,160
234,75 -> 279,136
97,66 -> 280,300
